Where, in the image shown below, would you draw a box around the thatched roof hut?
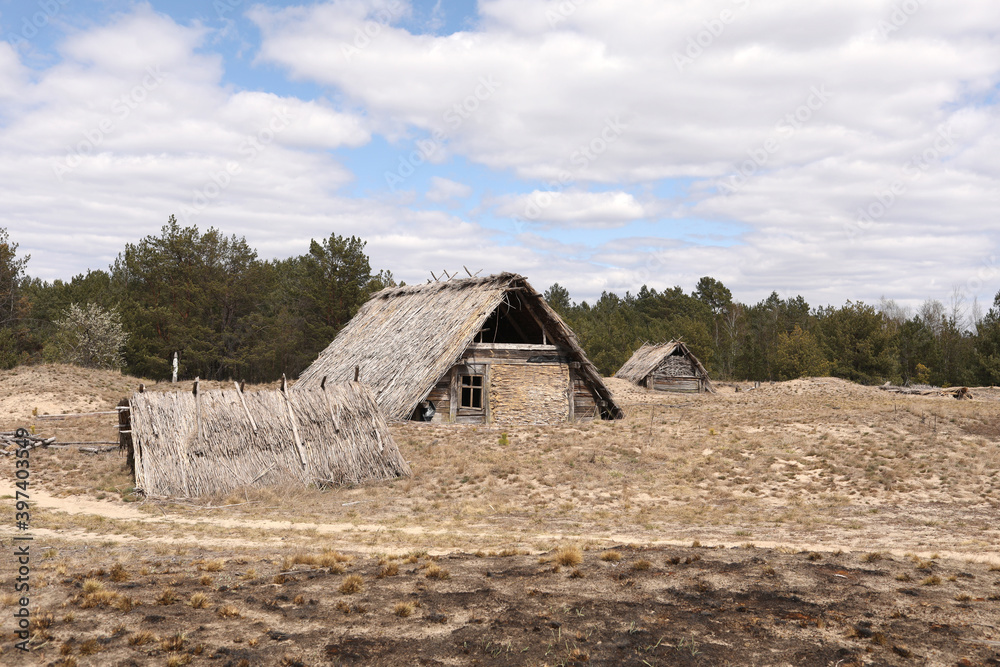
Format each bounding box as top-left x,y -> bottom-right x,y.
295,273 -> 622,425
615,341 -> 714,393
122,381 -> 410,498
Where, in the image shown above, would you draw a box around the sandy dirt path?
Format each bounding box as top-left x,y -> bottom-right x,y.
7,480 -> 999,567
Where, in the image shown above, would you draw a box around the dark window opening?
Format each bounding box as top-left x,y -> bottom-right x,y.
460,375 -> 483,409
475,299 -> 546,344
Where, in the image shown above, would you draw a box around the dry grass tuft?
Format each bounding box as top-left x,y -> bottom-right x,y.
190,592 -> 210,609
554,545 -> 583,567
376,562 -> 399,579
217,604 -> 242,618
861,552 -> 884,563
339,574 -> 364,594
631,559 -> 652,571
921,575 -> 942,586
79,639 -> 99,655
161,632 -> 186,652
81,578 -> 104,594
79,590 -> 118,609
569,569 -> 585,579
320,550 -> 353,567
394,601 -> 414,617
109,562 -> 129,582
157,587 -> 179,605
199,575 -> 213,586
129,631 -> 156,646
425,564 -> 450,580
200,559 -> 225,572
599,551 -> 622,562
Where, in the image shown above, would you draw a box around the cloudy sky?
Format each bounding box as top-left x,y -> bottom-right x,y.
2,0 -> 998,309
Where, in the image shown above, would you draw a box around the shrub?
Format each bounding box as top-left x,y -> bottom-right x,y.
49,303 -> 128,370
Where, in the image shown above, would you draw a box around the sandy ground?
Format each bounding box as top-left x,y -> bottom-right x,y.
1,364 -> 999,665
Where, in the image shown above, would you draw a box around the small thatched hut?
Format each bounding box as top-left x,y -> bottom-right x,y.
121,381 -> 410,498
294,273 -> 622,425
615,341 -> 714,393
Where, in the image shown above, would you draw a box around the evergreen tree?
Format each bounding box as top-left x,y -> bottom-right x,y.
773,325 -> 830,380
0,228 -> 30,368
820,301 -> 898,384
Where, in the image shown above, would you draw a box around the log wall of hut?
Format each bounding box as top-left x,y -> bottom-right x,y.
648,355 -> 704,393
422,376 -> 451,422
571,369 -> 598,419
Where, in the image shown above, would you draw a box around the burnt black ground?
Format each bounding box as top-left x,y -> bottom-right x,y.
11,543 -> 1000,666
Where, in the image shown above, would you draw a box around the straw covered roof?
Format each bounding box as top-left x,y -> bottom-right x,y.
126,382 -> 410,498
615,340 -> 714,392
295,272 -> 622,420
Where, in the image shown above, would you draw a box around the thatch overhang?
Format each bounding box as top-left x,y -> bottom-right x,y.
124,382 -> 410,498
294,273 -> 623,420
615,340 -> 715,392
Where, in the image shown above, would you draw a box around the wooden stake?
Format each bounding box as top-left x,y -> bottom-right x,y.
282,374 -> 308,469
234,381 -> 258,432
193,378 -> 202,442
354,366 -> 360,382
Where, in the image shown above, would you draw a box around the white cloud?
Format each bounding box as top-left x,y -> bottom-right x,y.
426,176 -> 471,202
491,190 -> 648,227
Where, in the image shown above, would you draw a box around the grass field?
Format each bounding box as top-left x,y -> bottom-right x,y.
1,364 -> 998,665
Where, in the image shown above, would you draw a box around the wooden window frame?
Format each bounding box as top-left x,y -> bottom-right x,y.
460,374 -> 484,410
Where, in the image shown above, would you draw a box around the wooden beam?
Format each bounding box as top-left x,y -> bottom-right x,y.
484,364 -> 491,424
233,381 -> 258,432
281,374 -> 308,469
497,303 -> 535,343
449,367 -> 458,423
193,377 -> 202,442
567,369 -> 575,422
519,298 -> 553,346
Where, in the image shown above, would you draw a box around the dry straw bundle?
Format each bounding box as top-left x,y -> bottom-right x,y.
125,381 -> 410,498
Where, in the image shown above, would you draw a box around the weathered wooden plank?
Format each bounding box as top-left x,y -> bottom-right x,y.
467,343 -> 560,352
653,377 -> 701,392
